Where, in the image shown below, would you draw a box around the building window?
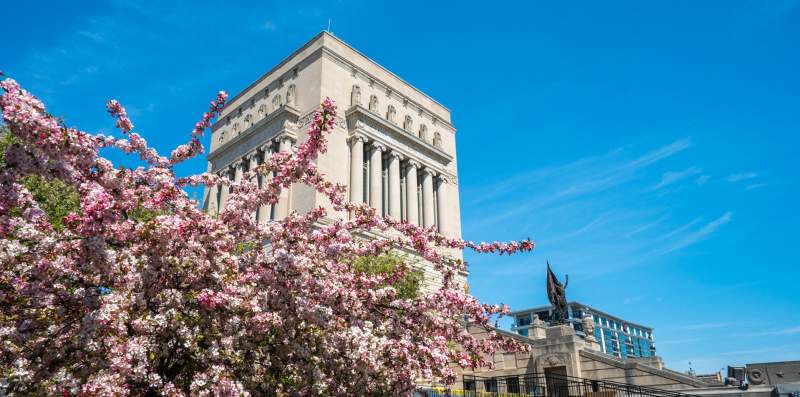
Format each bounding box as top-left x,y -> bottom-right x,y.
484,379 -> 497,393
517,315 -> 532,327
464,381 -> 476,392
519,328 -> 529,337
507,377 -> 520,393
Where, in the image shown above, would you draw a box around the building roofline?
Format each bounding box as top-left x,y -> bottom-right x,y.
319,31 -> 451,114
221,31 -> 327,113
221,31 -> 451,120
510,301 -> 654,331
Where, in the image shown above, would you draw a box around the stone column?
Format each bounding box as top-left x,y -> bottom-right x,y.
421,168 -> 435,228
349,136 -> 364,204
233,160 -> 244,183
244,153 -> 258,221
275,136 -> 292,218
368,143 -> 384,215
404,160 -> 419,225
257,146 -> 272,223
204,185 -> 219,216
388,151 -> 402,220
218,168 -> 231,211
436,176 -> 448,236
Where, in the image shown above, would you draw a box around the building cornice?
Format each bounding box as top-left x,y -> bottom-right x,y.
220,32 -> 327,116
208,105 -> 300,164
345,105 -> 455,178
214,32 -> 456,133
318,45 -> 456,132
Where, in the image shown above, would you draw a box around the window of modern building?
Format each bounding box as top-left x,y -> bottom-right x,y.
638,338 -> 652,357
632,339 -> 640,356
518,328 -> 529,337
517,315 -> 532,327
619,339 -> 628,358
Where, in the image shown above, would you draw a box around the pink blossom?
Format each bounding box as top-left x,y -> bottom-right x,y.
0,76 -> 534,396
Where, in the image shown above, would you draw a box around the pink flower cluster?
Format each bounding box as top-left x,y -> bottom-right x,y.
0,76 -> 534,396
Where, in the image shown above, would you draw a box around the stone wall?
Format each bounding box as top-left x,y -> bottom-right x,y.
579,349 -> 711,390
452,323 -> 717,392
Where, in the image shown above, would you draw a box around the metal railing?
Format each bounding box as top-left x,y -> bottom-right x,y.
416,372 -> 699,397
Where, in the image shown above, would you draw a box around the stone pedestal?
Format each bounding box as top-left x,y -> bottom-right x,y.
529,315 -> 547,339
546,324 -> 575,338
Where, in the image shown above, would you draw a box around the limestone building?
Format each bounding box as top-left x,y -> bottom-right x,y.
202,32 -> 463,284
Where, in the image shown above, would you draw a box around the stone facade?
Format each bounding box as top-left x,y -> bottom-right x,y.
202,32 -> 463,288
456,323 -> 718,392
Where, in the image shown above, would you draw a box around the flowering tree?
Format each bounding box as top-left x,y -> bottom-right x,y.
0,76 -> 534,396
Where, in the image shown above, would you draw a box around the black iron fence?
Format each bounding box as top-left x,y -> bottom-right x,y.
415,372 -> 699,397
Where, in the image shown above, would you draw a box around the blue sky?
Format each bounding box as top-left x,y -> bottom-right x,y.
4,0 -> 799,374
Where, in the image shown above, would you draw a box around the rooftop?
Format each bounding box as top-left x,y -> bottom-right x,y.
218,31 -> 452,123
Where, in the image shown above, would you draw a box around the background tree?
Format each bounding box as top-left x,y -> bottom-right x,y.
0,126 -> 80,230
352,252 -> 424,300
0,77 -> 533,396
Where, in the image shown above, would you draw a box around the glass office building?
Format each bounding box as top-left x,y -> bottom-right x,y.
510,301 -> 656,359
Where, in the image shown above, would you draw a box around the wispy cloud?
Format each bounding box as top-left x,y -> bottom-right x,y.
660,212 -> 732,254
465,139 -> 693,225
627,138 -> 693,169
678,321 -> 745,331
623,295 -> 645,304
745,183 -> 768,190
661,216 -> 704,240
735,326 -> 800,337
462,137 -> 740,280
649,166 -> 703,191
626,215 -> 668,237
695,174 -> 711,186
659,338 -> 704,345
261,20 -> 277,31
727,172 -> 758,182
545,214 -> 610,243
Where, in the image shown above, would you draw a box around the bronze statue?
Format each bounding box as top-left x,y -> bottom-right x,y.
546,261 -> 569,324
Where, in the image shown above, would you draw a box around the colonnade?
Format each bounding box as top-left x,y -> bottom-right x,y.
349,135 -> 450,236
208,135 -> 294,222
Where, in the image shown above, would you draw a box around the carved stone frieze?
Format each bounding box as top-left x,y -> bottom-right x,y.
208,106 -> 301,172
345,105 -> 453,169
